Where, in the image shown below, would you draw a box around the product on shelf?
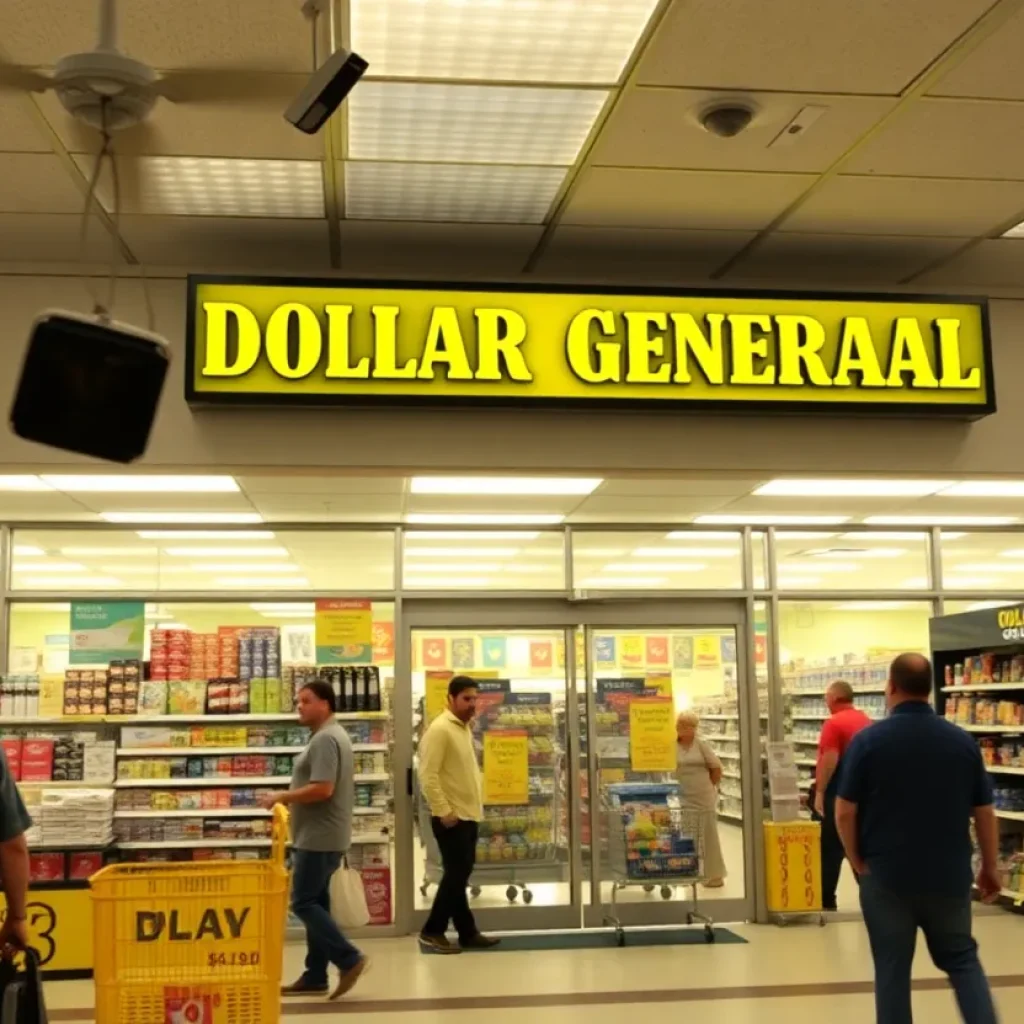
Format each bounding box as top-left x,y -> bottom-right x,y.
945,653 -> 1024,688
287,665 -> 383,714
945,696 -> 1024,728
0,675 -> 40,718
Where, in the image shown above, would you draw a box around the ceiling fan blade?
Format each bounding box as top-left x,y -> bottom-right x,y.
156,70 -> 299,105
0,64 -> 52,92
109,125 -> 158,212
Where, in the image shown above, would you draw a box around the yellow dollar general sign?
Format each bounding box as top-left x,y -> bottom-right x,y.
187,277 -> 994,416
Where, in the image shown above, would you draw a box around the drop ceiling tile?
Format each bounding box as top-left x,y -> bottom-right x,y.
239,477 -> 407,496
728,233 -> 966,286
597,479 -> 765,498
0,154 -> 86,213
405,495 -> 581,515
0,214 -> 120,263
339,220 -> 543,276
348,82 -> 608,166
0,0 -> 312,71
0,494 -> 95,519
71,493 -> 258,515
250,496 -> 404,518
913,239 -> 1024,288
351,0 -> 659,84
635,0 -> 997,95
345,162 -> 565,224
592,90 -> 894,173
845,99 -> 1024,181
571,496 -> 730,517
534,226 -> 754,282
35,85 -> 319,160
783,175 -> 1024,237
930,8 -> 1024,101
562,167 -> 814,230
117,216 -> 331,271
0,95 -> 51,153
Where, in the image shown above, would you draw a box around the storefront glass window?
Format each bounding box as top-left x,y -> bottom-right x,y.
401,530 -> 565,590
773,531 -> 932,591
10,530 -> 396,592
939,532 -> 1024,592
572,531 -> 743,590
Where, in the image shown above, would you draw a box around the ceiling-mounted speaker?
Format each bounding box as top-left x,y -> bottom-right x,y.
10,311 -> 170,463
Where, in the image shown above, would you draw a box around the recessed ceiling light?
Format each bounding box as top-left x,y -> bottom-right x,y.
952,563 -> 1024,573
840,531 -> 941,541
1001,549 -> 1024,558
773,531 -> 840,540
864,516 -> 1017,526
104,513 -> 264,525
214,576 -> 309,587
665,531 -> 741,541
404,546 -> 520,558
13,545 -> 45,556
778,562 -> 860,573
18,575 -> 123,587
603,562 -> 706,572
351,0 -> 660,84
814,548 -> 907,559
42,475 -> 239,493
579,576 -> 667,587
406,562 -> 504,574
940,481 -> 1024,497
13,562 -> 86,573
163,547 -> 289,558
965,600 -> 1021,611
411,476 -> 601,495
406,514 -> 565,525
61,546 -> 160,556
696,515 -> 850,525
0,476 -> 52,491
755,479 -> 949,497
632,547 -> 737,559
406,531 -> 541,540
404,576 -> 493,587
136,531 -> 276,540
944,575 -> 999,588
193,563 -> 300,573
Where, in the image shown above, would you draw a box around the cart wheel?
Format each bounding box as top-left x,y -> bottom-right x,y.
470,886 -> 482,898
643,884 -> 655,893
686,912 -> 694,925
522,889 -> 534,905
704,925 -> 715,944
660,886 -> 672,900
506,885 -> 518,903
616,930 -> 626,948
819,914 -> 827,928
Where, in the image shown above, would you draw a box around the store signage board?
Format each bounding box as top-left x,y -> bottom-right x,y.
186,277 -> 994,417
931,603 -> 1024,651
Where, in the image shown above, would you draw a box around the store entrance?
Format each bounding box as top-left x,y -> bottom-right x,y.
394,599 -> 758,935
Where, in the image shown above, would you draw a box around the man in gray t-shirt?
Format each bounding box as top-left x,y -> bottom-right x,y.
260,681 -> 366,1000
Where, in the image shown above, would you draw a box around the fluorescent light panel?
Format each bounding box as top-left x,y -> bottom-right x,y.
137,531 -> 275,540
194,563 -> 300,573
351,0 -> 660,84
406,514 -> 564,525
404,546 -> 519,558
251,603 -> 316,613
163,547 -> 288,558
579,576 -> 666,587
349,82 -> 608,165
603,562 -> 706,572
755,479 -> 949,497
214,577 -> 309,587
0,476 -> 51,491
88,156 -> 325,218
941,481 -> 1024,497
42,475 -> 238,493
105,513 -> 263,525
775,576 -> 824,587
13,561 -> 86,572
61,546 -> 160,556
778,562 -> 860,573
831,601 -> 920,611
864,516 -> 1017,526
405,576 -> 493,587
13,545 -> 44,556
411,476 -> 600,496
632,547 -> 736,559
665,531 -> 741,541
406,562 -> 503,573
407,531 -> 541,540
345,161 -> 566,224
952,563 -> 1024,573
696,515 -> 850,525
19,576 -> 122,587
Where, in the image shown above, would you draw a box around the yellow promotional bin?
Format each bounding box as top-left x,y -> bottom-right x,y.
763,821 -> 823,915
91,807 -> 290,1024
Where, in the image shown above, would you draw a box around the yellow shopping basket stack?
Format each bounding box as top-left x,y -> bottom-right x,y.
91,806 -> 290,1024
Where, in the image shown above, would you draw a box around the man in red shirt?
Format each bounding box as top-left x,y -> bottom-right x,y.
814,680 -> 872,911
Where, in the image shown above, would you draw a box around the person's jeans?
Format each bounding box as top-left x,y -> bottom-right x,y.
818,790 -> 846,910
291,848 -> 362,986
859,874 -> 998,1024
422,819 -> 478,942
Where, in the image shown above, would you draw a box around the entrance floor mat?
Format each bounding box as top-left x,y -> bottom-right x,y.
420,927 -> 747,953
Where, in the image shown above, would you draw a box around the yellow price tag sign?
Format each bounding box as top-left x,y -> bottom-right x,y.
483,730 -> 529,806
763,822 -> 823,913
629,697 -> 676,772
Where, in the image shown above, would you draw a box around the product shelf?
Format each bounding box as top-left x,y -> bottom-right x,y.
987,766 -> 1024,776
113,806 -> 384,819
961,725 -> 1024,734
117,746 -> 302,757
941,684 -> 1024,694
718,811 -> 743,823
996,810 -> 1024,822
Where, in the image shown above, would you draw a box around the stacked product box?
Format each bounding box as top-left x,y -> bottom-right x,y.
63,669 -> 109,716
115,816 -> 273,844
118,753 -> 294,780
190,634 -> 220,681
945,696 -> 1024,727
150,629 -> 192,681
288,665 -> 382,714
115,786 -> 284,812
945,653 -> 1024,687
119,724 -> 307,750
980,737 -> 1024,767
106,660 -> 140,716
3,734 -> 115,783
0,676 -> 40,717
28,850 -> 106,882
37,788 -> 114,848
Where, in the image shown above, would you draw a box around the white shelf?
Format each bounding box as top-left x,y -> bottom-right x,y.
118,839 -> 272,850
355,773 -> 390,783
117,746 -> 301,757
718,810 -> 743,823
114,806 -> 386,819
788,687 -> 887,696
942,684 -> 1024,694
717,752 -> 741,760
996,810 -> 1024,822
0,712 -> 387,726
790,737 -> 820,745
115,776 -> 291,788
795,759 -> 817,768
988,766 -> 1024,776
798,780 -> 812,791
791,715 -> 827,722
721,771 -> 741,780
961,725 -> 1024,734
18,779 -> 113,788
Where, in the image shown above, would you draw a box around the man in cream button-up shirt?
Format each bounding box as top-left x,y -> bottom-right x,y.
417,675 -> 499,954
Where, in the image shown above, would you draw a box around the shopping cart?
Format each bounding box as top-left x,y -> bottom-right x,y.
91,806 -> 290,1024
603,782 -> 715,944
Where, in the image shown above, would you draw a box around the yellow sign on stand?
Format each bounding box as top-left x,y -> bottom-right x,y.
315,599 -> 373,664
424,671 -> 452,724
0,884 -> 93,976
629,697 -> 676,772
764,821 -> 823,913
483,731 -> 529,805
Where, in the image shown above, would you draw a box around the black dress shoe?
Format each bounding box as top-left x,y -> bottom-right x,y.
419,933 -> 461,954
460,933 -> 501,949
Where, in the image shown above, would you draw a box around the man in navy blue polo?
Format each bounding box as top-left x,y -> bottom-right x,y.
835,652 -> 1000,1024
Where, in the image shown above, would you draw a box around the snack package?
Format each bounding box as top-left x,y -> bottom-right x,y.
139,679 -> 168,715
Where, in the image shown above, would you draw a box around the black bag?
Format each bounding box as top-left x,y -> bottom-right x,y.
0,949 -> 48,1024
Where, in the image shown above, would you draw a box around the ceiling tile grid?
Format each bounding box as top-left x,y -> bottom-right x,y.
0,0 -> 1023,285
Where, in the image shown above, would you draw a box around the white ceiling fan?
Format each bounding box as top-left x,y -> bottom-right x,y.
0,0 -> 300,141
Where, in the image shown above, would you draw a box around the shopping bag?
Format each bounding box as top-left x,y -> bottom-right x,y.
0,948 -> 48,1024
331,858 -> 370,930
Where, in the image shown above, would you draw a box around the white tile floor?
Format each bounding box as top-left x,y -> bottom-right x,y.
46,913 -> 1023,1021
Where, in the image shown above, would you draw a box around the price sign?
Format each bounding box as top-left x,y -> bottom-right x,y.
763,822 -> 822,913
628,697 -> 676,772
483,730 -> 529,806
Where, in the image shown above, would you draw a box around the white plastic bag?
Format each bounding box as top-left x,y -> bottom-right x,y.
331,859 -> 370,930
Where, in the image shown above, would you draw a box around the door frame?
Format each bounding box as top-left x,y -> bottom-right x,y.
393,597 -> 760,935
